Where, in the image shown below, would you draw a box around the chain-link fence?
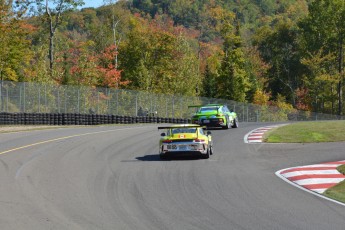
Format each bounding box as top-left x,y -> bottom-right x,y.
0,80 -> 343,122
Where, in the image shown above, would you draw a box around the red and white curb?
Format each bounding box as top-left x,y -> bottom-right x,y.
244,125 -> 286,143
276,161 -> 345,206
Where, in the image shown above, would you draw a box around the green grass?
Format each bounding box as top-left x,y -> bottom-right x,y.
324,165 -> 345,203
264,121 -> 345,143
264,121 -> 345,203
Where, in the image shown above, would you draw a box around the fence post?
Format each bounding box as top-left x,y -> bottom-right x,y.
77,89 -> 80,114
166,97 -> 168,118
57,88 -> 60,113
38,85 -> 41,113
172,96 -> 175,118
19,83 -> 22,112
0,79 -> 3,112
64,89 -> 67,113
247,106 -> 249,122
97,91 -> 99,114
135,94 -> 138,116
116,90 -> 119,115
242,104 -> 244,122
45,84 -> 47,113
23,82 -> 26,113
6,87 -> 8,112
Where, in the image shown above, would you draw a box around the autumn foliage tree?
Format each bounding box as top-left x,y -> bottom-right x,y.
120,15 -> 200,96
98,44 -> 128,88
0,1 -> 33,82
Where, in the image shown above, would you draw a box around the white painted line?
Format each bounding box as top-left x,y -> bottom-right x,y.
298,164 -> 344,168
282,170 -> 340,178
312,188 -> 327,193
0,126 -> 152,156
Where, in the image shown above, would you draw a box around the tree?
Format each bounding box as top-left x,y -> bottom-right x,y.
35,0 -> 84,77
301,50 -> 338,113
254,21 -> 305,106
120,15 -> 200,96
212,7 -> 250,102
299,0 -> 345,115
97,44 -> 128,88
0,0 -> 33,82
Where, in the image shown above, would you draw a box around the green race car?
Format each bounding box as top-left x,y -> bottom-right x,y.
189,104 -> 239,129
158,124 -> 213,159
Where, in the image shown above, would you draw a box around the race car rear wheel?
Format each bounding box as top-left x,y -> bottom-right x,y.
231,118 -> 239,128
202,148 -> 210,159
222,117 -> 230,129
209,145 -> 214,155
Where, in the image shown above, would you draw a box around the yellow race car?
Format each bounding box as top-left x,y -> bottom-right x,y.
158,124 -> 213,159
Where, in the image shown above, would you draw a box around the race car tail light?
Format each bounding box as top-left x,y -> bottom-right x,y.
194,139 -> 205,143
163,140 -> 173,143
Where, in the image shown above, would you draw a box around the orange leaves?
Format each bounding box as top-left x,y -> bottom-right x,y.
97,44 -> 128,88
295,87 -> 311,111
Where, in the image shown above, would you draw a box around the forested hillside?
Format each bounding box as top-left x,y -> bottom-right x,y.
1,0 -> 344,115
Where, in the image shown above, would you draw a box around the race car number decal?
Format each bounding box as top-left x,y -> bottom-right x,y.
179,134 -> 185,138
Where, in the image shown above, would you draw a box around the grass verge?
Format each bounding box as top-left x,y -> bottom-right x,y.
324,165 -> 345,203
264,121 -> 345,143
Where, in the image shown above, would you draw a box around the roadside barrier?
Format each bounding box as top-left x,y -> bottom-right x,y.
0,112 -> 191,126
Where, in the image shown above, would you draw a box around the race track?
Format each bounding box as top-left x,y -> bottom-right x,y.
1,123 -> 345,230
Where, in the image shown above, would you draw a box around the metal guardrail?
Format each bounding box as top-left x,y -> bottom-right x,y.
0,80 -> 343,122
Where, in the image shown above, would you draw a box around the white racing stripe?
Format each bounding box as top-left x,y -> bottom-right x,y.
294,178 -> 345,185
244,124 -> 287,143
298,164 -> 344,168
282,170 -> 340,178
276,168 -> 345,207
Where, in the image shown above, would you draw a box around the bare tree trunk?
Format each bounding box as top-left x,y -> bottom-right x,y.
46,0 -> 63,77
49,22 -> 54,73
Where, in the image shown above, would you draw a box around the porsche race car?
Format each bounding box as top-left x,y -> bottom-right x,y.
189,104 -> 239,129
158,124 -> 213,159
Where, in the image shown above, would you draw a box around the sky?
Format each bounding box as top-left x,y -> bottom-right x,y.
81,0 -> 105,9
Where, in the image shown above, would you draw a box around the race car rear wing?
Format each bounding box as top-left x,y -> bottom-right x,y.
157,125 -> 202,130
188,104 -> 221,115
188,104 -> 223,108
188,105 -> 204,108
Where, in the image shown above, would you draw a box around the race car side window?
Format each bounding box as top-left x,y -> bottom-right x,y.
199,128 -> 204,135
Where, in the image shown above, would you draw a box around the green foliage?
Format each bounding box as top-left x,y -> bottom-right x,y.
119,16 -> 200,96
298,0 -> 345,115
5,0 -> 345,117
0,2 -> 33,82
254,21 -> 306,105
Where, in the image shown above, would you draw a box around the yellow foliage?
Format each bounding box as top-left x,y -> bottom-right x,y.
274,94 -> 294,111
253,89 -> 270,106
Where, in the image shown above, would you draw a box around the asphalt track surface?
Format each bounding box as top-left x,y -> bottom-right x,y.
1,122 -> 345,230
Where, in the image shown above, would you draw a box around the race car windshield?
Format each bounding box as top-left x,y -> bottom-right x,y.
199,107 -> 218,112
171,128 -> 197,134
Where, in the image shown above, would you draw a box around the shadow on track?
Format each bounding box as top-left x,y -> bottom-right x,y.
136,154 -> 204,161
